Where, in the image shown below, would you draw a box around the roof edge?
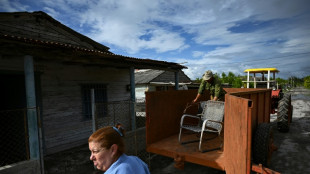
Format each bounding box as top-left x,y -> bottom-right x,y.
0,11 -> 110,52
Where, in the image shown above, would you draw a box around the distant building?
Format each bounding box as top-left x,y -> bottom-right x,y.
135,69 -> 192,102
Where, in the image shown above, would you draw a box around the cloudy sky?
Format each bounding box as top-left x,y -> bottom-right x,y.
1,0 -> 310,79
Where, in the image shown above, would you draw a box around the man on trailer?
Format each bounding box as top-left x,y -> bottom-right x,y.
192,70 -> 225,102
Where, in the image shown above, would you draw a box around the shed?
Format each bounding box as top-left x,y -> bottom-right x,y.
0,11 -> 185,173
135,69 -> 192,102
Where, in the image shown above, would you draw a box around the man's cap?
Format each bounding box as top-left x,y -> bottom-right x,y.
202,70 -> 213,81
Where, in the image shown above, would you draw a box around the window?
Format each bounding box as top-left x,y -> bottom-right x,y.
81,84 -> 107,119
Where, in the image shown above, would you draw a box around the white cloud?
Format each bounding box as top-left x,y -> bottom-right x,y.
34,0 -> 310,61
43,7 -> 60,18
245,0 -> 310,21
1,0 -> 309,79
140,29 -> 189,53
192,51 -> 204,58
77,0 -> 189,53
0,0 -> 29,11
281,39 -> 310,54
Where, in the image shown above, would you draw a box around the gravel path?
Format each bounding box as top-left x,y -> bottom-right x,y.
270,87 -> 310,174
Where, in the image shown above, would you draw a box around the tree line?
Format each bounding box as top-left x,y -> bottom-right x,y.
193,72 -> 310,89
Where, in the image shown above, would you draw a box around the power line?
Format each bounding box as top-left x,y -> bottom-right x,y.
188,52 -> 310,65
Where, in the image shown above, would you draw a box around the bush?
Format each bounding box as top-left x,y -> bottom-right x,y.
304,76 -> 310,89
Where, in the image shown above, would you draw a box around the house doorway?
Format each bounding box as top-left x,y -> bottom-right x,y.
0,73 -> 28,166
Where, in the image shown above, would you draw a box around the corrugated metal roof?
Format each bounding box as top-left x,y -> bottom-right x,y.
135,69 -> 192,84
0,11 -> 110,52
0,11 -> 186,71
135,69 -> 165,84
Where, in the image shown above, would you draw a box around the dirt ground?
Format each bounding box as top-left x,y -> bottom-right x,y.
269,87 -> 310,174
150,87 -> 310,174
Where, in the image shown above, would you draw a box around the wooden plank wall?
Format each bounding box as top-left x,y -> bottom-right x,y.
224,88 -> 272,174
145,89 -> 209,145
1,55 -> 132,155
40,60 -> 131,154
0,55 -> 24,72
224,88 -> 271,123
224,94 -> 251,174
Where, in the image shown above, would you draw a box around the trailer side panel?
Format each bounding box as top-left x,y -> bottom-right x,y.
224,94 -> 252,174
145,89 -> 209,145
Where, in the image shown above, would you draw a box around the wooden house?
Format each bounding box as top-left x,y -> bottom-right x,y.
0,11 -> 185,173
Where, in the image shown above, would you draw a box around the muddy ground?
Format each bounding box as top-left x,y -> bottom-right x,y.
150,87 -> 310,174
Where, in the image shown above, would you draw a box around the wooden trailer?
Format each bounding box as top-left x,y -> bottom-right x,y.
145,88 -> 280,174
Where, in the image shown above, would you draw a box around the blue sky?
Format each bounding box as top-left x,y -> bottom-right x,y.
1,0 -> 310,79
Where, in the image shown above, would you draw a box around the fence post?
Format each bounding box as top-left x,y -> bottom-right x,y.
24,55 -> 40,159
130,67 -> 136,130
91,88 -> 97,132
24,55 -> 44,173
175,71 -> 179,90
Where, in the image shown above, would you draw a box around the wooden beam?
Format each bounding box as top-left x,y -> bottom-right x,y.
24,55 -> 40,160
252,164 -> 281,174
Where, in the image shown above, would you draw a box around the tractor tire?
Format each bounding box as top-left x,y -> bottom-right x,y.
277,112 -> 289,132
278,100 -> 289,114
284,92 -> 291,99
253,123 -> 273,167
289,106 -> 293,123
282,93 -> 290,101
279,99 -> 289,107
277,93 -> 291,132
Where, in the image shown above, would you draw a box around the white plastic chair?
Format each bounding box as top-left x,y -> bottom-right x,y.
179,100 -> 225,152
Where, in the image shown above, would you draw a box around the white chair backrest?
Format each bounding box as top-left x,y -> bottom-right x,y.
201,100 -> 225,130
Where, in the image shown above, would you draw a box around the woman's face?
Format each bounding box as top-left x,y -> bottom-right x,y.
89,141 -> 115,171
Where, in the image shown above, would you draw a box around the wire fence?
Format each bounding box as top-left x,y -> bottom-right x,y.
135,101 -> 146,129
0,100 -> 148,170
0,108 -> 30,167
94,100 -> 146,130
94,100 -> 148,163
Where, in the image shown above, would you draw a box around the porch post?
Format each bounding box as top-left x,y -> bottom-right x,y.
130,67 -> 136,130
267,70 -> 270,89
174,71 -> 179,90
247,71 -> 250,88
254,73 -> 256,88
91,89 -> 97,133
273,72 -> 276,89
24,55 -> 40,160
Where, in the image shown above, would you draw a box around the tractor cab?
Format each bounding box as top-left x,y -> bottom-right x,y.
243,68 -> 279,89
243,68 -> 283,114
242,68 -> 292,131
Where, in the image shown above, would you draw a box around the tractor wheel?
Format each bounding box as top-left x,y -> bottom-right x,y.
253,123 -> 273,167
289,106 -> 293,123
282,94 -> 290,102
284,92 -> 291,100
277,93 -> 291,132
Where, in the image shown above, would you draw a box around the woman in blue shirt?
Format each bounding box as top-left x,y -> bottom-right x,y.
89,124 -> 150,174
